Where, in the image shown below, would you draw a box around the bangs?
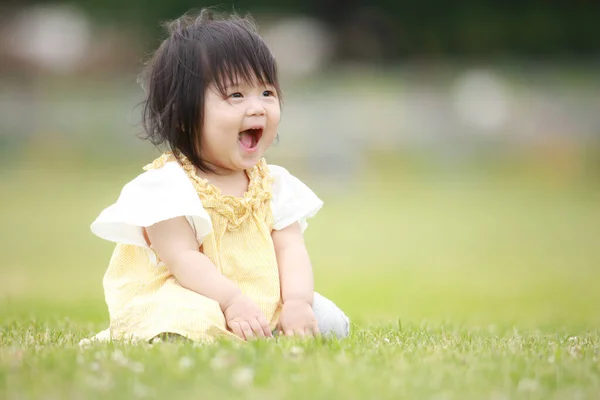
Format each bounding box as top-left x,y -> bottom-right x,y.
202,20 -> 280,96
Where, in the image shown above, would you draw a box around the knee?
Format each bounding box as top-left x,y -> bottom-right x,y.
313,292 -> 350,339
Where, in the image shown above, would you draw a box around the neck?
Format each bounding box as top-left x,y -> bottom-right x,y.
198,162 -> 247,181
203,160 -> 239,176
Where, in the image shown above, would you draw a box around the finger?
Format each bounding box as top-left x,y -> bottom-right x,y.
230,322 -> 245,340
239,321 -> 254,341
284,328 -> 294,337
304,326 -> 315,337
248,319 -> 265,339
259,317 -> 272,338
295,329 -> 306,338
312,322 -> 320,337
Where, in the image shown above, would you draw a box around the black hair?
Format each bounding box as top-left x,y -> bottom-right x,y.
140,9 -> 281,172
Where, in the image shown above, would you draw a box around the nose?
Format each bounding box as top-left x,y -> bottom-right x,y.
245,96 -> 266,116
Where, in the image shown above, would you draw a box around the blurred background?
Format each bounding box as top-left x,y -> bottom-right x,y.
1,1 -> 599,330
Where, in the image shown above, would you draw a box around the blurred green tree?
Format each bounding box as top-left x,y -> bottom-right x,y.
13,0 -> 600,59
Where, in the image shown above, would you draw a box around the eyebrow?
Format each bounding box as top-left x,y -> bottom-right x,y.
222,81 -> 275,90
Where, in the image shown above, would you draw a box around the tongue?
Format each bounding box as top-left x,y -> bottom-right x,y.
239,131 -> 255,148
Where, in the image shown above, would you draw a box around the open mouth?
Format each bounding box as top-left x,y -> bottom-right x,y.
238,127 -> 263,151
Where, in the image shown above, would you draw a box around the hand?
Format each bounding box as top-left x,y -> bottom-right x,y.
277,299 -> 320,337
223,294 -> 273,340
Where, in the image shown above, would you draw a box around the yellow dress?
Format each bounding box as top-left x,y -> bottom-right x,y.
99,152 -> 285,342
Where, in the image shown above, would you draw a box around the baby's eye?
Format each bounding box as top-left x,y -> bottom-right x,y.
262,90 -> 275,97
229,92 -> 243,98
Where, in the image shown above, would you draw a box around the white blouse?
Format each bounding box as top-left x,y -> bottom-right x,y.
90,161 -> 323,246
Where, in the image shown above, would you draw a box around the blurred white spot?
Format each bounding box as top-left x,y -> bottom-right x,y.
452,69 -> 510,133
263,18 -> 333,76
84,374 -> 113,391
133,381 -> 151,398
210,350 -> 234,370
130,362 -> 145,374
285,345 -> 305,360
111,349 -> 129,366
335,351 -> 350,364
90,362 -> 101,372
178,356 -> 194,370
231,367 -> 255,387
7,5 -> 91,73
569,345 -> 582,358
517,378 -> 540,392
489,392 -> 510,400
150,337 -> 163,344
289,346 -> 304,357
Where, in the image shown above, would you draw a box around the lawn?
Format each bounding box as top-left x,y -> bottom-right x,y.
1,155 -> 599,399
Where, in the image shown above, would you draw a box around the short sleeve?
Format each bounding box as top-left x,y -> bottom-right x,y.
269,165 -> 323,232
90,162 -> 212,247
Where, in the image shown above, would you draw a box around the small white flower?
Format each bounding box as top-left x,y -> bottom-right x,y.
232,367 -> 254,387
111,350 -> 129,366
90,361 -> 101,372
79,338 -> 92,348
289,346 -> 304,357
131,362 -> 145,374
569,346 -> 582,358
179,356 -> 194,370
210,351 -> 233,370
383,337 -> 391,343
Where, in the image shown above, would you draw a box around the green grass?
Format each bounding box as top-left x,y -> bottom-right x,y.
1,156 -> 600,399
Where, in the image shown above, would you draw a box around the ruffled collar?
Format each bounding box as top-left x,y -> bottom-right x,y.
144,152 -> 273,230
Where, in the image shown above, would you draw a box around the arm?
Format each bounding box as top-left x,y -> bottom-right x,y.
145,216 -> 241,311
146,217 -> 272,339
272,222 -> 319,336
272,222 -> 314,305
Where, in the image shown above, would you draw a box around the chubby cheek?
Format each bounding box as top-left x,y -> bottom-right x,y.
199,126 -> 229,160
270,105 -> 282,124
267,108 -> 281,139
205,112 -> 240,141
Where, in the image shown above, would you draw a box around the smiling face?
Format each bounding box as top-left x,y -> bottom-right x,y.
200,78 -> 281,172
141,15 -> 282,173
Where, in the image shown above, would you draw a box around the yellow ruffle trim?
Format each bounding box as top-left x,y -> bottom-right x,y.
144,152 -> 273,231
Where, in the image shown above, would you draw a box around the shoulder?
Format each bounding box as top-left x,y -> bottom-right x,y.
114,160 -> 199,213
267,164 -> 311,195
267,164 -> 323,232
267,164 -> 289,176
90,159 -> 212,246
127,160 -> 191,192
